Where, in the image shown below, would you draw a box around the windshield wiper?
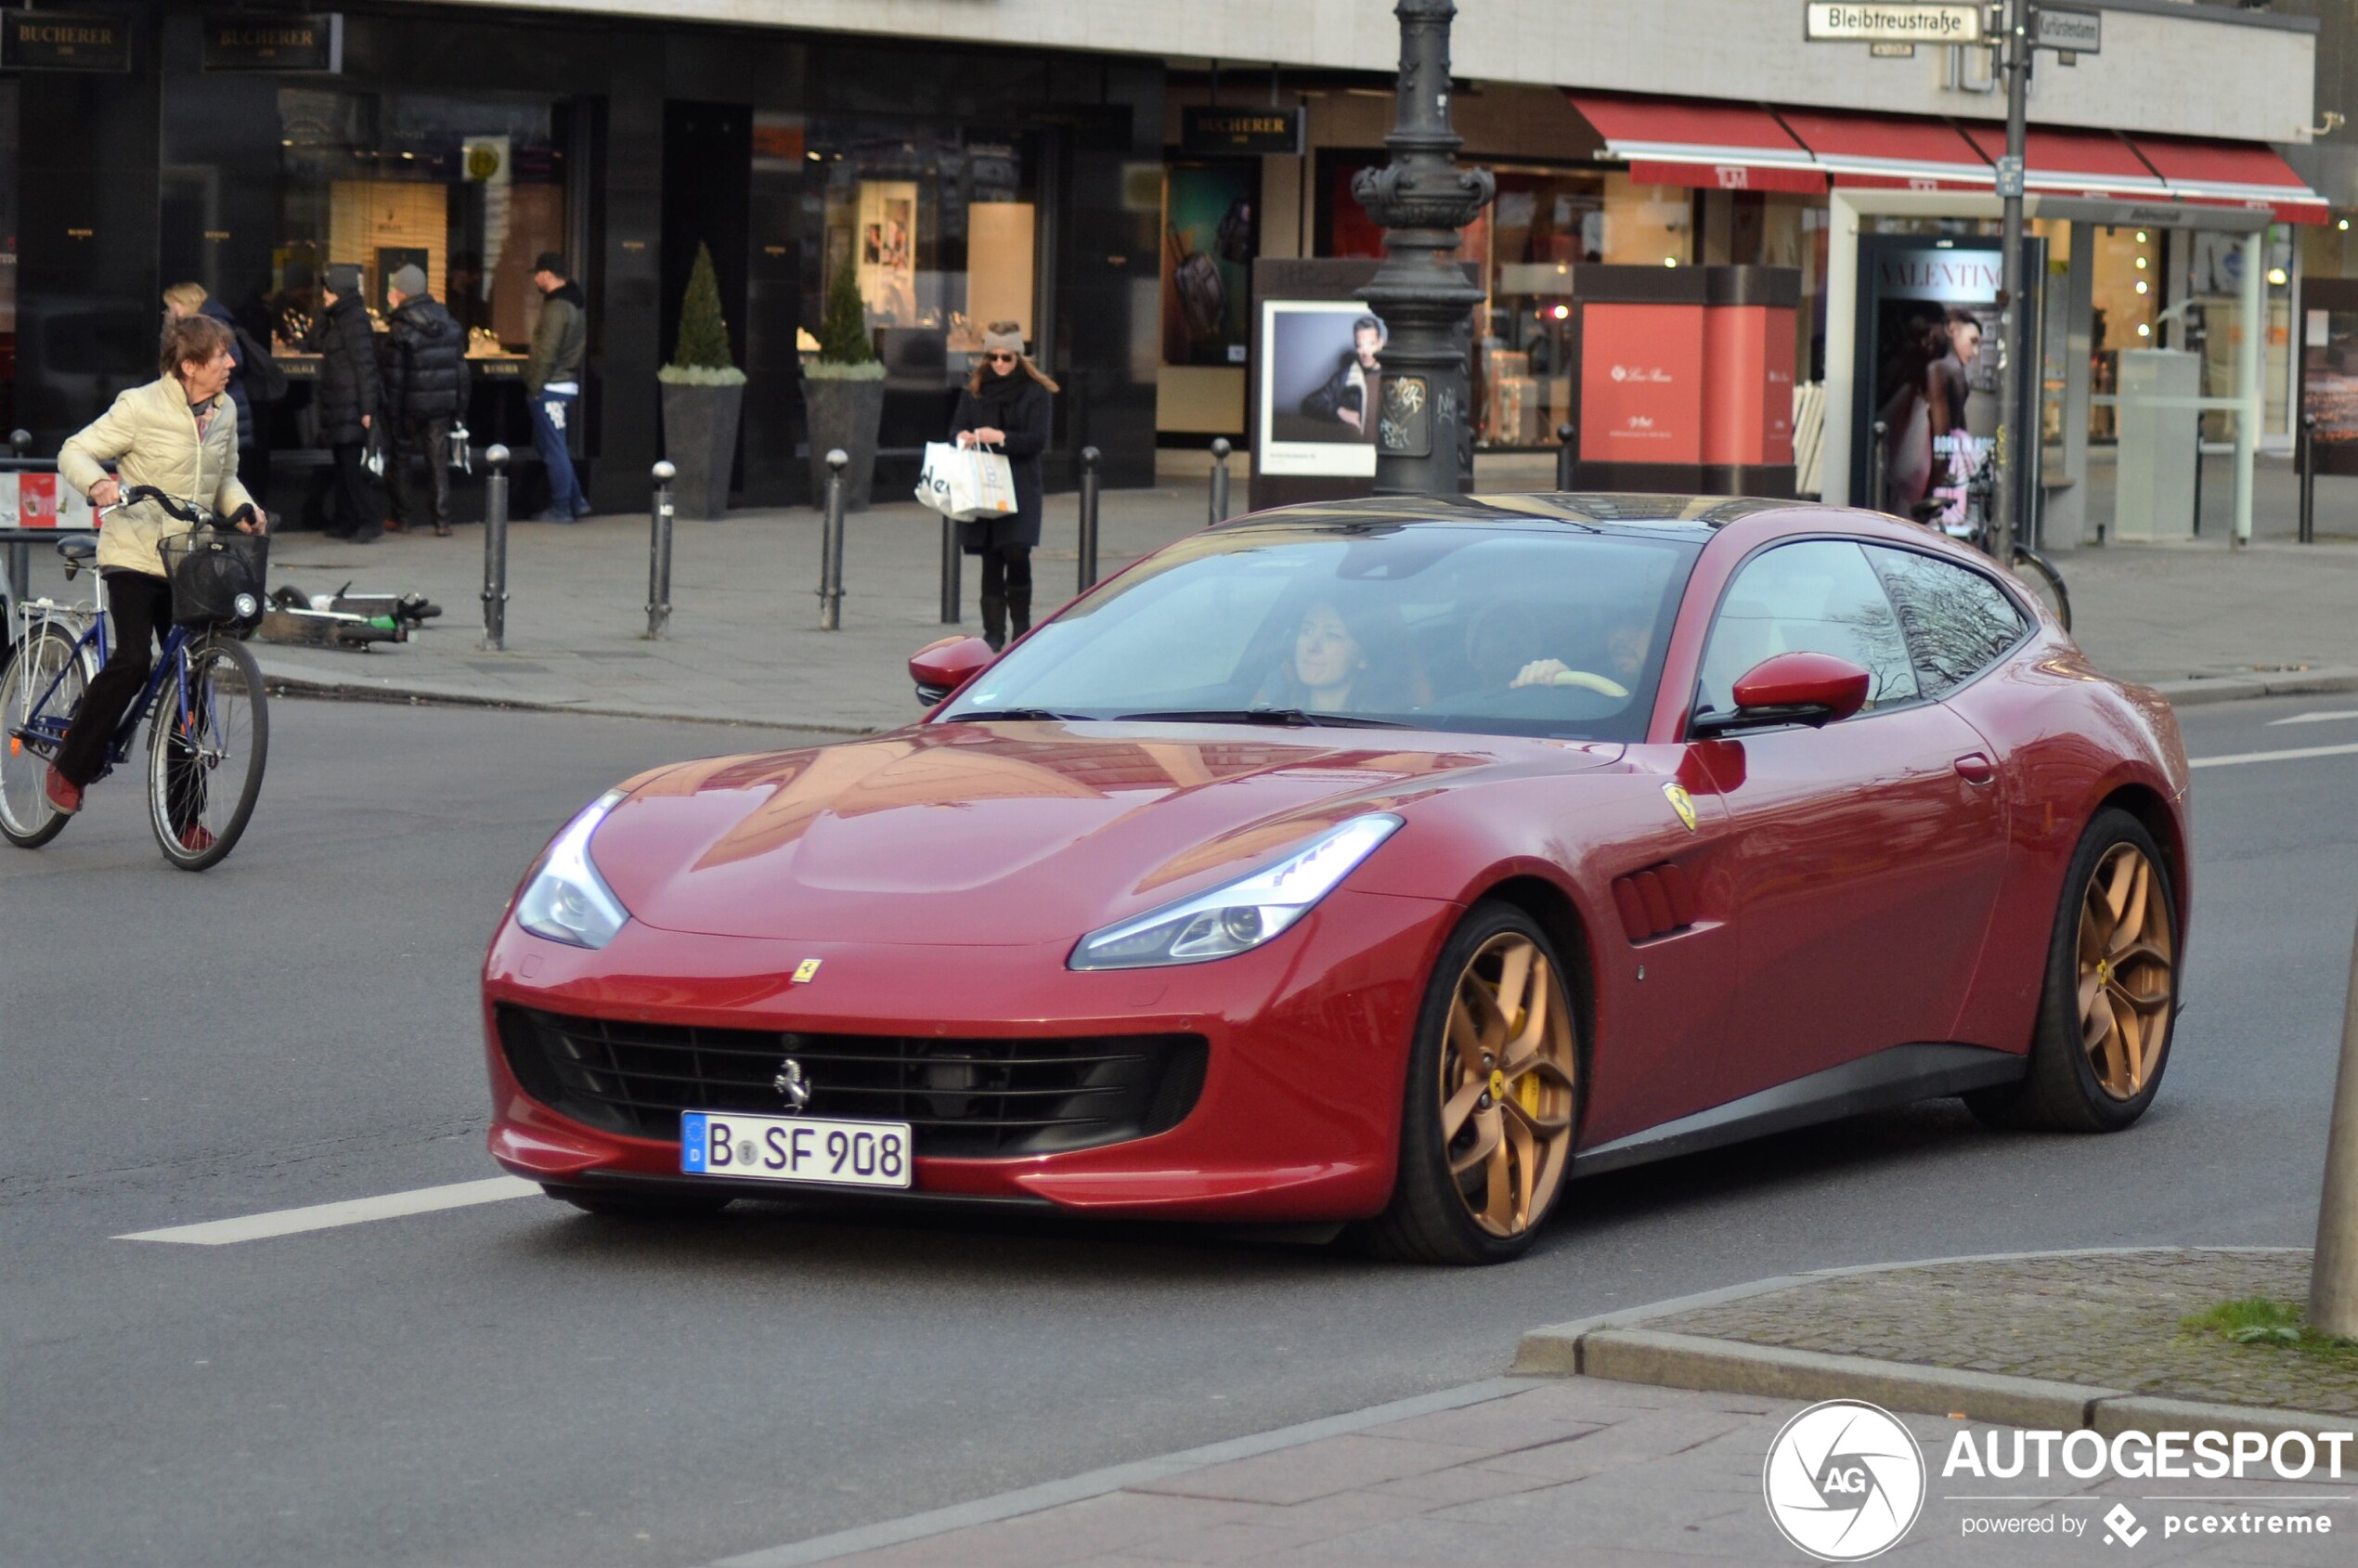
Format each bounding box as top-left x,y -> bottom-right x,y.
945,706 -> 1096,722
1112,706 -> 1410,729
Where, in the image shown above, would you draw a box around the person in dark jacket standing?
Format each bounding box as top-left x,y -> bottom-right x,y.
380,264 -> 470,537
950,322 -> 1056,649
304,262 -> 382,540
526,252 -> 590,521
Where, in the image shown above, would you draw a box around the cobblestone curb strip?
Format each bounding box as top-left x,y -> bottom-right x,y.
1515,1247 -> 2349,1438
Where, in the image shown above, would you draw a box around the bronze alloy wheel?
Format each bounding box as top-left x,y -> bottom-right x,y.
1440,931 -> 1577,1237
2076,842 -> 2175,1101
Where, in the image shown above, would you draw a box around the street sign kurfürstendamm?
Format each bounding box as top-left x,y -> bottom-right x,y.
1804,4 -> 1984,45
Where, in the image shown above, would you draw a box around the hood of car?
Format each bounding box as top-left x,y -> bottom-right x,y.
585,722 -> 1620,944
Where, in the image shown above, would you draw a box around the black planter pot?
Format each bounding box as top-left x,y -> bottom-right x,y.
803,373 -> 885,512
659,379 -> 745,521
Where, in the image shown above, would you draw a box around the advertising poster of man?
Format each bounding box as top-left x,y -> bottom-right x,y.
1258,302 -> 1388,475
1857,238 -> 2031,525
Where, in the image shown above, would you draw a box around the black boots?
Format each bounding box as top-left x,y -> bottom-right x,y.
981,595 -> 1007,652
1008,588 -> 1032,642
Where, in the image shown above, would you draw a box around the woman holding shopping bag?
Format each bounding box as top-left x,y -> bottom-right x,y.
951,322 -> 1056,650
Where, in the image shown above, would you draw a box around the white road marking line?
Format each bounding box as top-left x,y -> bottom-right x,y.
2189,742 -> 2358,770
115,1176 -> 539,1245
2267,709 -> 2358,727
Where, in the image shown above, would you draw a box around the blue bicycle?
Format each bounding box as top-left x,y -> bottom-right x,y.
0,487 -> 269,870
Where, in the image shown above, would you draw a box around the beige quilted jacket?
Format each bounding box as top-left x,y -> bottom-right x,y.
58,377 -> 257,577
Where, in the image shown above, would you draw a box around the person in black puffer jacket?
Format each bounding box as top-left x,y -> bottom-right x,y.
380,264 -> 471,537
949,322 -> 1057,649
304,262 -> 382,540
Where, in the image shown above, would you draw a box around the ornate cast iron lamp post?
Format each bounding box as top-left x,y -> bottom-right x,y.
1354,0 -> 1495,498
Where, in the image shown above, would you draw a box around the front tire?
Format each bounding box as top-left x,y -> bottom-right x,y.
149,633 -> 267,872
1968,809 -> 2178,1132
1369,902 -> 1581,1265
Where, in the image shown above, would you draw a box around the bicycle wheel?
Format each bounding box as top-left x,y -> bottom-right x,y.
1,626 -> 88,849
148,632 -> 268,872
2008,546 -> 2072,631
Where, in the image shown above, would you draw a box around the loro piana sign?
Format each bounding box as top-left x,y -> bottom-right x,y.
1804,3 -> 1984,44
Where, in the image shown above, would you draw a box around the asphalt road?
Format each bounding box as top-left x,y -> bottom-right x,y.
3,693 -> 2352,1568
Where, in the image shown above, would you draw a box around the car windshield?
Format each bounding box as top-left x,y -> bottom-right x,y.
939,521 -> 1701,742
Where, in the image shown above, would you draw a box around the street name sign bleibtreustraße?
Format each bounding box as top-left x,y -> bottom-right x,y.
1803,3 -> 1984,45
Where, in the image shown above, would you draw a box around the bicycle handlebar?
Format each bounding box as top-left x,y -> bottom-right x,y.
116,485 -> 256,531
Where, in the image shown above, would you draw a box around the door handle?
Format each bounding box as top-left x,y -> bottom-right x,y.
1952,752 -> 1997,785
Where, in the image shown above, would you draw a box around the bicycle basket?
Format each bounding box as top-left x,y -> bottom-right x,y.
159,530 -> 269,631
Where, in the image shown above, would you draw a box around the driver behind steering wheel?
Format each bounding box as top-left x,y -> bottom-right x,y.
44,313 -> 262,822
1510,615 -> 1651,701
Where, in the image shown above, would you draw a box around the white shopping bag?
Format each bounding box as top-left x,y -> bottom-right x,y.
915,441 -> 1018,521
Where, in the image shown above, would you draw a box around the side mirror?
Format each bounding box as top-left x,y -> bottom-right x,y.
1691,651 -> 1872,736
910,635 -> 997,707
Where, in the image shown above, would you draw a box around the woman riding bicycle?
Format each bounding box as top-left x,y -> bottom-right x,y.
44,313 -> 263,826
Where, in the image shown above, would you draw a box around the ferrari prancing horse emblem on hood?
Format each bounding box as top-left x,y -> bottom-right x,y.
1662,782 -> 1698,834
792,958 -> 823,983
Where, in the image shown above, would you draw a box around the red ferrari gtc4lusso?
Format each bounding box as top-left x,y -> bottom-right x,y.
482,495 -> 2187,1263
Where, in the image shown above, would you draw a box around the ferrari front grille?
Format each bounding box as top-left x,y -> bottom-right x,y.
497,1005 -> 1209,1158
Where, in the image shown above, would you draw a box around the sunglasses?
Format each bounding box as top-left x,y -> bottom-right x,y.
985,351 -> 1019,364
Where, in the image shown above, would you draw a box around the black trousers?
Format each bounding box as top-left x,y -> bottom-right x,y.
329,440 -> 377,534
384,415 -> 452,528
978,544 -> 1032,601
55,570 -> 169,788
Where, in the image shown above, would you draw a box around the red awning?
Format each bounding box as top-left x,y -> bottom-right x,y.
1958,123 -> 2166,199
2130,135 -> 2327,223
1774,109 -> 1989,190
1566,91 -> 1825,194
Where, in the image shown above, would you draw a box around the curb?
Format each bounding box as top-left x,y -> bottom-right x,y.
2147,667 -> 2358,707
1513,1246 -> 2351,1438
255,667 -> 882,735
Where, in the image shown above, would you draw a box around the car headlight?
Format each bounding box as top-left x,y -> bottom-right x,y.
514,789 -> 631,950
1069,813 -> 1403,970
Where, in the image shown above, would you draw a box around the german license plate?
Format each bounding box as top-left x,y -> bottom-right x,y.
680,1110 -> 913,1189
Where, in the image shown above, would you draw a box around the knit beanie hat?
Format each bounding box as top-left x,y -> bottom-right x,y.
389,263 -> 426,297
323,263 -> 363,296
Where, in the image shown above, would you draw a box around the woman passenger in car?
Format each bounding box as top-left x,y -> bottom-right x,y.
1258,598 -> 1427,714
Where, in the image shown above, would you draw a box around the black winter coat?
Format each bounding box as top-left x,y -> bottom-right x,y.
382,295 -> 470,422
197,298 -> 253,448
305,292 -> 380,447
949,372 -> 1054,551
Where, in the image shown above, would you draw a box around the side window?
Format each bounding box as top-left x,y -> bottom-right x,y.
1864,546 -> 2027,699
1695,540 -> 1919,720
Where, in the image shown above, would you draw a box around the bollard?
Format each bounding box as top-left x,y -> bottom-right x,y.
8,429 -> 29,458
2300,412 -> 2319,545
1869,420 -> 1889,515
819,447 -> 848,631
646,460 -> 676,638
1209,438 -> 1232,526
1555,422 -> 1576,491
480,444 -> 510,651
1077,446 -> 1102,592
939,513 -> 961,625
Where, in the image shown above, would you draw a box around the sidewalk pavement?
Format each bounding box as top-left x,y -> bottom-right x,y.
724,1249 -> 2356,1567
16,457 -> 2358,733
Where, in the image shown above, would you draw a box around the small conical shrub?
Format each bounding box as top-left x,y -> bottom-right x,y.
671,242 -> 734,370
817,262 -> 877,367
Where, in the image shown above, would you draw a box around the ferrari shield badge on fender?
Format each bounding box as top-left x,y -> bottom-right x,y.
1663,782 -> 1698,833
792,958 -> 823,983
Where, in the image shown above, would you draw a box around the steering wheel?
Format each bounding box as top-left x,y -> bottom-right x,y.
1514,661 -> 1629,700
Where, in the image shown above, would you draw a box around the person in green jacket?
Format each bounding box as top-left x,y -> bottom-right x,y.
526,252 -> 590,521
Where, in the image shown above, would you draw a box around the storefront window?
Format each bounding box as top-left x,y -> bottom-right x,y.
798,120 -> 1043,449
2087,225 -> 2158,443
0,80 -> 16,434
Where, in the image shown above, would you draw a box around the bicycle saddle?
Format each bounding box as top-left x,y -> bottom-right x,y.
55,536 -> 96,563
